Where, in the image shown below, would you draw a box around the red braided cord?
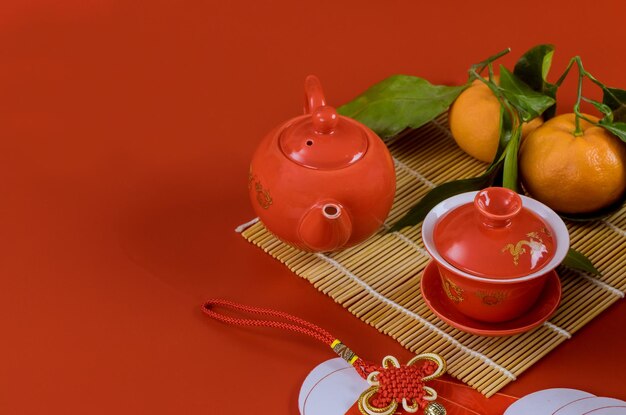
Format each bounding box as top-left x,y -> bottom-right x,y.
202,299 -> 336,347
354,360 -> 377,379
372,361 -> 436,409
202,299 -> 375,378
201,299 -> 440,409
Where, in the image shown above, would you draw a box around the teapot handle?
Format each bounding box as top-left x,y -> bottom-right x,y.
303,75 -> 327,114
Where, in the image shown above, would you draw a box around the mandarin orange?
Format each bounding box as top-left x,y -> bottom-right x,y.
449,79 -> 543,163
519,113 -> 626,213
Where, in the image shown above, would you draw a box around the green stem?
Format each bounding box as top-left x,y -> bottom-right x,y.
573,57 -> 585,137
470,68 -> 503,101
470,48 -> 511,78
576,112 -> 599,125
488,62 -> 495,82
583,68 -> 623,110
554,56 -> 611,131
584,70 -> 603,88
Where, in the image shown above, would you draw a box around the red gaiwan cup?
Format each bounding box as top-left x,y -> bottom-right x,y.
421,187 -> 569,323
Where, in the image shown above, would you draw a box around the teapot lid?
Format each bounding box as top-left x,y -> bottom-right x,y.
278,75 -> 369,170
433,187 -> 556,279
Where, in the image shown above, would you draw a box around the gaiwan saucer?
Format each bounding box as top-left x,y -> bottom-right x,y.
421,260 -> 562,336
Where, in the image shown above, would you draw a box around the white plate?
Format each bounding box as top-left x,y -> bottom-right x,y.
298,358 -> 368,415
504,388 -> 595,415
587,406 -> 626,415
553,397 -> 626,415
584,408 -> 626,414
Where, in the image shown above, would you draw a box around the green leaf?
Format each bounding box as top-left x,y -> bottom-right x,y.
338,75 -> 467,137
498,66 -> 556,122
486,80 -> 522,190
388,163 -> 502,231
490,100 -> 519,185
562,248 -> 601,276
598,119 -> 626,142
602,86 -> 626,122
491,105 -> 515,167
513,44 -> 558,119
592,85 -> 626,142
502,127 -> 521,191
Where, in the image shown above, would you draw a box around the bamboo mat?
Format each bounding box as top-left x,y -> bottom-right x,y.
239,114 -> 626,396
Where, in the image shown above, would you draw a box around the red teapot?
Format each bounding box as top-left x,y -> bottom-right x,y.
248,75 -> 396,252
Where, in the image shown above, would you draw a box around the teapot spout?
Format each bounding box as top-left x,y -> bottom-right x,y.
298,201 -> 352,252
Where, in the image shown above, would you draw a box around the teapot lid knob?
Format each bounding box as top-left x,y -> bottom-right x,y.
312,106 -> 338,134
277,75 -> 369,170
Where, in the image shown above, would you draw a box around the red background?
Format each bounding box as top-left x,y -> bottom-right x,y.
1,1 -> 625,413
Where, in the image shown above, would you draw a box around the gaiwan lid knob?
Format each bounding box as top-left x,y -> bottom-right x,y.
278,75 -> 369,170
433,187 -> 556,279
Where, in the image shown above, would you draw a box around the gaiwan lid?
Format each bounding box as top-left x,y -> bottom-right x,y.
278,75 -> 369,170
433,187 -> 555,279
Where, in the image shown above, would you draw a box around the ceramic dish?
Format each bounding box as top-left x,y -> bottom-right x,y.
421,260 -> 561,336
